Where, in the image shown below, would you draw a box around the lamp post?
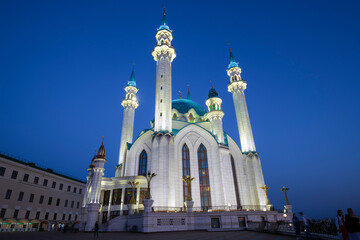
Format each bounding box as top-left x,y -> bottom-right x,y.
143,171 -> 157,199
128,180 -> 139,215
142,171 -> 156,213
182,175 -> 195,212
280,186 -> 290,205
260,184 -> 271,205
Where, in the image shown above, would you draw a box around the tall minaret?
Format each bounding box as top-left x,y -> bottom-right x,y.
227,47 -> 256,153
205,84 -> 225,144
115,66 -> 139,177
152,9 -> 176,132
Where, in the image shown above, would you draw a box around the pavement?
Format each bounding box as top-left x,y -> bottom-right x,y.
0,231 -> 298,240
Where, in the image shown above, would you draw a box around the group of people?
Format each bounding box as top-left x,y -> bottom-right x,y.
336,208 -> 360,240
292,212 -> 313,239
292,209 -> 360,240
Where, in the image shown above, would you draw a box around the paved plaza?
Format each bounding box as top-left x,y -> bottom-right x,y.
0,231 -> 300,240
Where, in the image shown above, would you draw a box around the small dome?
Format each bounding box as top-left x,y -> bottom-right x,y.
172,99 -> 207,116
208,88 -> 219,99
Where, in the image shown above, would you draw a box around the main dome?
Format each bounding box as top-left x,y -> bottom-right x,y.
172,99 -> 207,116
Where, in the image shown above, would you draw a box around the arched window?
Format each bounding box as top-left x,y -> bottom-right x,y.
138,150 -> 147,176
230,155 -> 241,209
197,144 -> 211,209
189,113 -> 195,122
173,113 -> 178,120
182,144 -> 190,202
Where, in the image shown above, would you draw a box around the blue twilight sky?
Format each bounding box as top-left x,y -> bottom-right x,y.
1,0 -> 360,219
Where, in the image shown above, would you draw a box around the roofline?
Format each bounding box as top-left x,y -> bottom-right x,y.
0,152 -> 86,184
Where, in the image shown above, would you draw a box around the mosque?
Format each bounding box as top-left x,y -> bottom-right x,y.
80,11 -> 285,232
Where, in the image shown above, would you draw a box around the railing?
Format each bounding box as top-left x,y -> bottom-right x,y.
151,205 -> 269,213
247,220 -> 338,239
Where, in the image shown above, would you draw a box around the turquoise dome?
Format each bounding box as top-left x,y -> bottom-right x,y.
172,99 -> 207,116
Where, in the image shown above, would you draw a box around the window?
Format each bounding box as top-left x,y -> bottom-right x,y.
59,183 -> 63,190
52,181 -> 56,188
45,212 -> 49,220
67,186 -> 71,192
160,99 -> 163,103
62,213 -> 66,220
34,176 -> 39,184
68,214 -> 72,221
124,188 -> 136,204
56,198 -> 60,206
76,202 -> 80,209
75,215 -> 78,221
182,144 -> 191,202
5,189 -> 12,199
35,211 -> 40,219
25,210 -> 30,219
11,170 -> 18,179
198,144 -> 211,209
231,155 -> 241,209
39,195 -> 44,204
160,86 -> 163,90
53,213 -> 57,220
73,187 -> 77,193
29,194 -> 34,202
48,197 -> 53,205
43,179 -> 48,186
79,189 -> 82,194
18,192 -> 24,201
13,209 -> 19,218
112,189 -> 122,205
110,211 -> 120,220
160,112 -> 162,117
173,113 -> 177,120
0,167 -> 5,176
161,74 -> 163,78
23,174 -> 29,182
71,201 -> 74,208
64,200 -> 68,207
138,150 -> 147,176
103,190 -> 110,206
0,208 -> 6,218
139,188 -> 147,204
102,212 -> 108,223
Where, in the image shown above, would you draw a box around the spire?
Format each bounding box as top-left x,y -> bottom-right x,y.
227,44 -> 239,70
158,7 -> 171,31
187,84 -> 191,100
97,136 -> 106,159
127,63 -> 136,87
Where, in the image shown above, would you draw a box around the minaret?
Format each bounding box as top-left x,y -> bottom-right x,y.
85,140 -> 106,231
205,84 -> 225,144
116,66 -> 139,177
226,47 -> 268,207
227,47 -> 256,153
152,9 -> 176,132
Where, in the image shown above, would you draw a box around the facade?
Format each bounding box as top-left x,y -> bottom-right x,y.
81,11 -> 285,232
0,152 -> 85,232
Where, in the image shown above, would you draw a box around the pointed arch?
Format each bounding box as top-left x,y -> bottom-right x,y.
197,144 -> 211,209
138,150 -> 147,176
182,144 -> 191,202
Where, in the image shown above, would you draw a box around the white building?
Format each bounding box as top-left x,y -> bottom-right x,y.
0,152 -> 85,232
81,11 -> 286,232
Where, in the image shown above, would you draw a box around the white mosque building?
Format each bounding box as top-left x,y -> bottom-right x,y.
80,11 -> 287,232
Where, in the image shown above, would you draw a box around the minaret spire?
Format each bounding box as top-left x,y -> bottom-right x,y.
152,9 -> 176,132
116,65 -> 139,177
187,84 -> 191,99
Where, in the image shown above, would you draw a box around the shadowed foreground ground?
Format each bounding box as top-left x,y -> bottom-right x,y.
0,231 -> 299,240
